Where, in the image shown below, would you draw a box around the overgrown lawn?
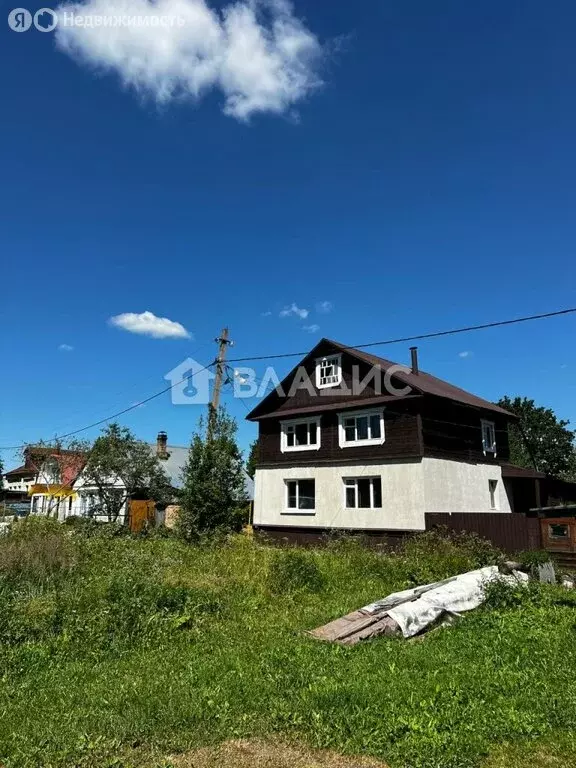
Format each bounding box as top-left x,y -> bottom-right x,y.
0,520 -> 575,768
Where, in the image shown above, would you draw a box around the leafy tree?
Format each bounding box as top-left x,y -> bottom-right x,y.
82,424 -> 171,522
246,438 -> 259,478
178,407 -> 248,540
498,396 -> 576,478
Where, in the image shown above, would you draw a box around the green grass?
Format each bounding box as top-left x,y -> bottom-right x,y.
0,520 -> 575,768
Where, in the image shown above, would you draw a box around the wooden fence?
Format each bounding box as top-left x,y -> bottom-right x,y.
425,513 -> 542,554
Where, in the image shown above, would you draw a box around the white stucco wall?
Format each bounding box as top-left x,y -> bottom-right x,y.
254,457 -> 513,532
254,460 -> 426,531
422,457 -> 511,514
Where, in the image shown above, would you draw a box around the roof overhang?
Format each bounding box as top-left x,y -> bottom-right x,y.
250,393 -> 422,421
501,464 -> 546,480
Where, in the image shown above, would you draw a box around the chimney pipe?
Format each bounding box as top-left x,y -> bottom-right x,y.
410,346 -> 419,376
156,431 -> 168,459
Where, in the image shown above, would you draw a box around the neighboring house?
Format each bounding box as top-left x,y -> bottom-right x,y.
29,434 -> 182,523
246,338 -> 527,541
29,448 -> 87,520
29,432 -> 255,524
2,449 -> 41,514
2,460 -> 37,495
70,432 -> 193,523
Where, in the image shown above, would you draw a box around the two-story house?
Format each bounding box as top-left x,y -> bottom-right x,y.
246,338 -> 517,541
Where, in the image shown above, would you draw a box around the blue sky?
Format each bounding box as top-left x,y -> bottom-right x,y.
2,0 -> 576,467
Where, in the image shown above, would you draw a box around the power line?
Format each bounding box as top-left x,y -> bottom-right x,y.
1,305 -> 575,452
0,359 -> 217,451
224,307 -> 576,364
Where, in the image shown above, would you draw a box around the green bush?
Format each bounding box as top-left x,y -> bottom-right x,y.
482,578 -> 529,610
517,549 -> 552,569
64,516 -> 128,539
400,527 -> 503,584
0,519 -> 77,583
267,549 -> 325,594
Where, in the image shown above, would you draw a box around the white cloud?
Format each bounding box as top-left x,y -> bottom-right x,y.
109,310 -> 191,339
458,351 -> 472,359
58,343 -> 74,352
315,300 -> 333,314
261,310 -> 272,317
54,0 -> 323,121
302,323 -> 320,333
279,302 -> 309,319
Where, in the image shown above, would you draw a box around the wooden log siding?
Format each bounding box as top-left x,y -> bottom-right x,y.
257,405 -> 422,466
425,513 -> 542,553
420,397 -> 511,464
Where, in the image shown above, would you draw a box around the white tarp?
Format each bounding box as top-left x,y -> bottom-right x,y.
362,566 -> 528,638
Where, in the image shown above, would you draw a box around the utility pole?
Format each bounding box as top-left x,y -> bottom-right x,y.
208,327 -> 232,436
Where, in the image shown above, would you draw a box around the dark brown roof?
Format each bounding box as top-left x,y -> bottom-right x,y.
4,464 -> 36,479
501,464 -> 546,479
328,341 -> 514,417
246,338 -> 515,421
256,393 -> 422,420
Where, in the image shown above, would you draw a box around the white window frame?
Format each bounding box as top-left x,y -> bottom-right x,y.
280,417 -> 321,453
338,408 -> 385,448
284,479 -> 316,513
315,354 -> 342,389
488,479 -> 499,510
481,420 -> 497,455
343,476 -> 383,509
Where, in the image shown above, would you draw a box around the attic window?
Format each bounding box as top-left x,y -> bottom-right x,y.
315,354 -> 342,389
481,420 -> 497,455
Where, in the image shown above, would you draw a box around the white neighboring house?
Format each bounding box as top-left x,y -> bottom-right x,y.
29,432 -> 255,524
246,338 -> 522,543
28,434 -> 183,523
2,466 -> 37,494
29,449 -> 86,521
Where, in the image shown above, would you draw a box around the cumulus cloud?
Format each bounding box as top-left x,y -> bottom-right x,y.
315,300 -> 333,314
279,302 -> 309,319
261,310 -> 272,317
54,0 -> 323,121
58,343 -> 74,352
109,310 -> 191,339
458,351 -> 472,359
302,323 -> 320,333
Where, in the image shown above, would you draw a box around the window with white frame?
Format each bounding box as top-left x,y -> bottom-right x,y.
315,354 -> 342,389
285,479 -> 316,511
344,477 -> 382,509
338,409 -> 385,447
281,417 -> 321,453
481,420 -> 497,455
488,479 -> 498,510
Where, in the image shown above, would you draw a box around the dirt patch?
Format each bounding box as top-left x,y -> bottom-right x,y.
169,738 -> 388,768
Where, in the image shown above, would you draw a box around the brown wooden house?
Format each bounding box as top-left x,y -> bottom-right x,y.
246,338 -> 527,541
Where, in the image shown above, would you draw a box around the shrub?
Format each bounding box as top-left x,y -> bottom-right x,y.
0,518 -> 77,583
267,550 -> 325,594
517,549 -> 552,569
65,517 -> 128,539
400,527 -> 503,584
482,578 -> 528,610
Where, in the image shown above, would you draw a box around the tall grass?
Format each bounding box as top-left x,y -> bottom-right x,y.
0,523 -> 574,768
